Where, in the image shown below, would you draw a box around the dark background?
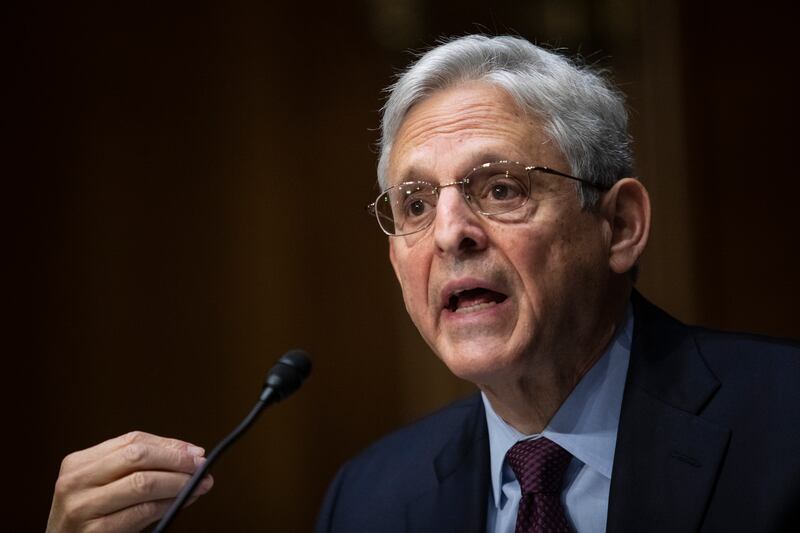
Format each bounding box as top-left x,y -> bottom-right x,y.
7,1 -> 798,531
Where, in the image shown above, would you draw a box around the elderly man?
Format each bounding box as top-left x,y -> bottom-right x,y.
48,35 -> 799,532
313,35 -> 800,532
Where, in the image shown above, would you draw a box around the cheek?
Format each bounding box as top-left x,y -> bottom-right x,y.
542,218 -> 610,296
394,247 -> 432,314
503,215 -> 599,301
500,224 -> 554,278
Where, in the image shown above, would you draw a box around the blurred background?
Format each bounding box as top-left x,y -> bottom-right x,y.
7,0 -> 799,531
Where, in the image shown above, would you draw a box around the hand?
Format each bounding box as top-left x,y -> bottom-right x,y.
46,431 -> 214,533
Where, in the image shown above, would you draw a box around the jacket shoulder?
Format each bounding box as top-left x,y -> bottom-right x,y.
344,392 -> 484,480
693,326 -> 800,362
315,393 -> 486,533
692,327 -> 800,411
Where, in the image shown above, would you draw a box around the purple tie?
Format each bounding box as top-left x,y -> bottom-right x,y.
505,437 -> 573,533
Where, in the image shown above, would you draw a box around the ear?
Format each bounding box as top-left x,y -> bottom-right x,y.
600,178 -> 651,275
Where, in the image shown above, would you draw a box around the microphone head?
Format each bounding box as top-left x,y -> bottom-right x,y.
262,349 -> 312,402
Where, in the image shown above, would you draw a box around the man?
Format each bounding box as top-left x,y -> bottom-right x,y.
48,35 -> 800,532
313,35 -> 800,532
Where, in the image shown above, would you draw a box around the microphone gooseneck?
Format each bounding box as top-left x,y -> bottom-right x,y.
153,349 -> 312,533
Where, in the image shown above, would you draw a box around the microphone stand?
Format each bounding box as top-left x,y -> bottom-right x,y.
152,351 -> 311,532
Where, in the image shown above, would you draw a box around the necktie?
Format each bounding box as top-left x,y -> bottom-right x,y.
505,437 -> 572,533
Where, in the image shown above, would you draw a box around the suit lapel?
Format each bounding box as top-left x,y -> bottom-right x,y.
406,394 -> 490,533
607,293 -> 731,532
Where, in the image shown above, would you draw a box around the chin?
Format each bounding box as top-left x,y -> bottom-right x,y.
436,344 -> 518,386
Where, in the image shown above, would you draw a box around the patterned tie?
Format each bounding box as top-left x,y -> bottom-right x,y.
505,437 -> 573,533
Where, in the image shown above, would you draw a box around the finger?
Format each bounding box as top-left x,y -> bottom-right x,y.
84,489 -> 207,533
50,448 -> 204,529
60,431 -> 203,474
80,471 -> 214,518
74,441 -> 205,487
88,499 -> 174,533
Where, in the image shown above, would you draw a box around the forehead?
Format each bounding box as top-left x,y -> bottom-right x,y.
388,82 -> 553,184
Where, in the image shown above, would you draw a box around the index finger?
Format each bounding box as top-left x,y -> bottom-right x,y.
77,440 -> 206,487
61,432 -> 204,474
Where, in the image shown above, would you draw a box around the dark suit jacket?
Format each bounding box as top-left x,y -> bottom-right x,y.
315,294 -> 800,532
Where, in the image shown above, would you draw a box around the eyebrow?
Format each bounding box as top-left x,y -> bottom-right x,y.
394,151 -> 519,184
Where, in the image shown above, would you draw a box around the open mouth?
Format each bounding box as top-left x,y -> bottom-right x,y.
445,288 -> 508,314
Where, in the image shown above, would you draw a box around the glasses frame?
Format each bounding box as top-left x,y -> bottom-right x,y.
366,160 -> 610,237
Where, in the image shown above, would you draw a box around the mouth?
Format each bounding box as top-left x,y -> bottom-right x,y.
444,287 -> 508,314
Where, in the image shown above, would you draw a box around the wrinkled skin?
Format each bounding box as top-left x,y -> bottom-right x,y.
47,431 -> 213,533
387,82 -> 649,432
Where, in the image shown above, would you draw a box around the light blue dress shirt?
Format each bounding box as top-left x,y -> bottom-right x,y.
483,307 -> 633,533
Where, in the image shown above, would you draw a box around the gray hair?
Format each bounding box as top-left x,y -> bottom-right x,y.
378,35 -> 634,207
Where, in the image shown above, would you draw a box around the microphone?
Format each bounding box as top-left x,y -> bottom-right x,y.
153,349 -> 312,532
260,350 -> 313,403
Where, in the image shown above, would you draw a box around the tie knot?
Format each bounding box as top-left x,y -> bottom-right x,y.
505,438 -> 572,495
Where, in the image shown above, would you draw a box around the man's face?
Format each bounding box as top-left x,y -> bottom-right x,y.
387,82 -> 614,388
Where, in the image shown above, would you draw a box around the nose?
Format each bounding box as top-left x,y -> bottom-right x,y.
433,186 -> 489,256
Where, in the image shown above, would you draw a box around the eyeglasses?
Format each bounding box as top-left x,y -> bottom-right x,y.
366,160 -> 609,236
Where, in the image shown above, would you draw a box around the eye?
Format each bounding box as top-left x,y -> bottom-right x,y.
404,195 -> 434,218
490,182 -> 513,200
483,173 -> 525,202
392,183 -> 436,221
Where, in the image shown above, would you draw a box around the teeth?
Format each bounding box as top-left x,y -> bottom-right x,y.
454,301 -> 497,313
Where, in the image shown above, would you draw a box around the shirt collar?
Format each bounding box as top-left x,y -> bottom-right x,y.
482,305 -> 633,509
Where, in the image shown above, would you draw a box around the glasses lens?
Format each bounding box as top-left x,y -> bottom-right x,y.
376,182 -> 437,235
467,162 -> 530,215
